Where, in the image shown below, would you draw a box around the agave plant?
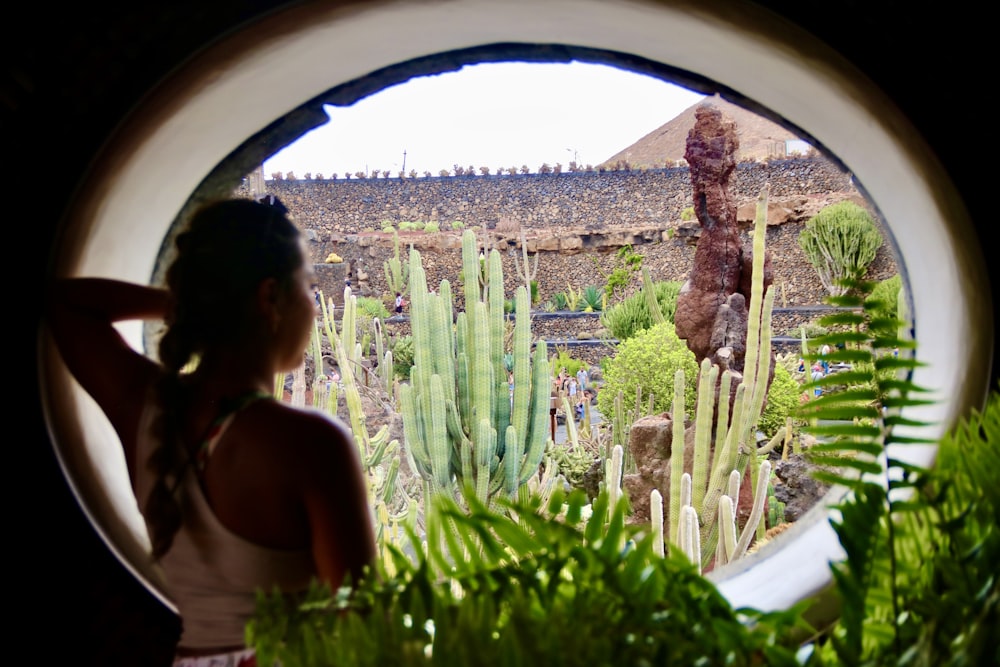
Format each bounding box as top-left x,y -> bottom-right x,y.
581,285 -> 603,311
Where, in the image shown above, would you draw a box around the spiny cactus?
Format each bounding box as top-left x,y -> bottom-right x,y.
798,201 -> 883,296
514,229 -> 539,292
316,287 -> 412,556
658,186 -> 784,568
383,228 -> 409,298
400,230 -> 551,510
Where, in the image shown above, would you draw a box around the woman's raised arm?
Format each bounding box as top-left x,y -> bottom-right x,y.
46,278 -> 169,470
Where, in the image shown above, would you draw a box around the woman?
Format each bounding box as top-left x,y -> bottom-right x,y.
46,198 -> 376,666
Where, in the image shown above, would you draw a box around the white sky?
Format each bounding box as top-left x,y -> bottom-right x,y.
263,61 -> 706,178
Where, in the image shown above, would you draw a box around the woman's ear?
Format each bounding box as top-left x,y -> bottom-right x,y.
257,277 -> 282,332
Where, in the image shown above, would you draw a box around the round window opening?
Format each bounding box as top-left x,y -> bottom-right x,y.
42,0 -> 991,628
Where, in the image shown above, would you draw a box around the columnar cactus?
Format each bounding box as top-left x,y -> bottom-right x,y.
383,228 -> 409,298
662,186 -> 783,568
400,230 -> 551,507
514,228 -> 539,293
315,287 -> 408,555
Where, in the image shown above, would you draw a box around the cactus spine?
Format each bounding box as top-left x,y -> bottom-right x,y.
400,230 -> 551,508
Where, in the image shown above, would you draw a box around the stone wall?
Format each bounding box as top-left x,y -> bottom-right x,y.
241,156 -> 899,368
379,307 -> 844,371
262,156 -> 853,235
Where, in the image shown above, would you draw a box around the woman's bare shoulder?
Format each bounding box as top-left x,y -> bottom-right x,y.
239,400 -> 357,464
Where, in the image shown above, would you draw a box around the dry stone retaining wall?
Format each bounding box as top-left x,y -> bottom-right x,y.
240,156 -> 898,367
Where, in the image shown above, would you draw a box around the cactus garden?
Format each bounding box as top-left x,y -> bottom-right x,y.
240,104 -> 995,667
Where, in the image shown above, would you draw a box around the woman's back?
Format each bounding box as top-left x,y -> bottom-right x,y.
134,389 -> 317,648
46,198 -> 376,661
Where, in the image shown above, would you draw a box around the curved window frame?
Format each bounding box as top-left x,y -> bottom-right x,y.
39,0 -> 992,623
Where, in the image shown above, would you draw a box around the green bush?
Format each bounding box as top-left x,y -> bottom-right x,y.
550,349 -> 588,380
597,322 -> 699,419
680,206 -> 695,221
784,321 -> 828,340
869,273 -> 902,320
798,201 -> 883,296
249,491 -> 805,667
757,363 -> 803,439
389,335 -> 414,379
603,245 -> 643,301
355,296 -> 390,321
600,280 -> 682,341
423,221 -> 440,233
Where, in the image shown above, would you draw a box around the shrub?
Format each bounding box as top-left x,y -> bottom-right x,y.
680,206 -> 695,221
424,222 -> 440,233
869,273 -> 902,320
249,491 -> 806,667
550,349 -> 588,380
784,321 -> 828,339
600,280 -> 682,341
603,245 -> 643,302
597,322 -> 699,419
799,201 -> 883,296
756,363 -> 803,439
355,296 -> 390,321
389,334 -> 414,379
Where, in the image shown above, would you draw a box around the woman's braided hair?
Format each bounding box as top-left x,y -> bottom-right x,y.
145,197 -> 301,559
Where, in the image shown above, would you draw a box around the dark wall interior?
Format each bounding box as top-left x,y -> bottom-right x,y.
9,2 -> 994,663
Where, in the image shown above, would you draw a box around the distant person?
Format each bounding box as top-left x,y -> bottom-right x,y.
576,366 -> 589,392
395,292 -> 404,315
820,344 -> 831,374
811,362 -> 825,396
46,198 -> 376,665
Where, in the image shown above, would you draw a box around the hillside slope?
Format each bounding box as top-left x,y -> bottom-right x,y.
602,94 -> 804,167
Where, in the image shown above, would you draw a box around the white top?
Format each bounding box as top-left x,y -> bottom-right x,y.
134,395 -> 315,649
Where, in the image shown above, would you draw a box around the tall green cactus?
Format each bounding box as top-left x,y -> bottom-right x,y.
316,288 -> 410,555
660,185 -> 782,568
514,228 -> 539,292
383,228 -> 409,298
400,230 -> 551,508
